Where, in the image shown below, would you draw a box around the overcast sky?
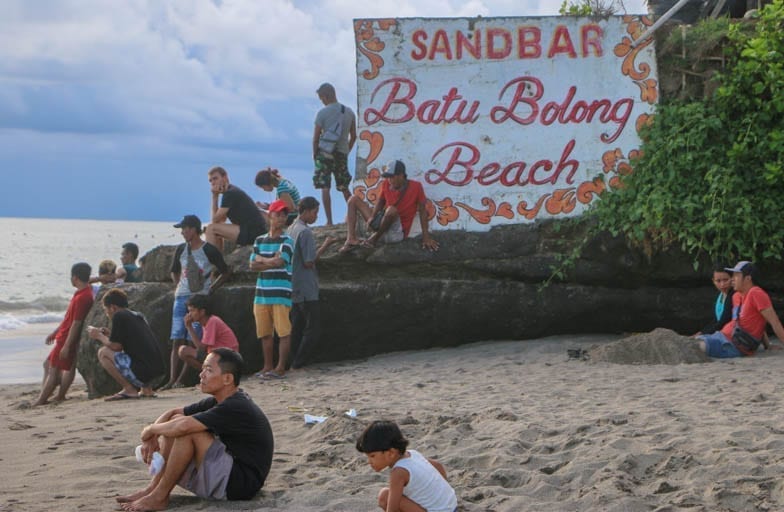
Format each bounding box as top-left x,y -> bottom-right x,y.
0,0 -> 648,224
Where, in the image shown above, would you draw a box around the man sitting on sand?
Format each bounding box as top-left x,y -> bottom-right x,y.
697,261 -> 784,358
35,262 -> 94,406
340,159 -> 439,253
117,348 -> 274,511
87,288 -> 166,400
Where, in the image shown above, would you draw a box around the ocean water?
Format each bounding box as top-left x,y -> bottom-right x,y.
0,217 -> 180,383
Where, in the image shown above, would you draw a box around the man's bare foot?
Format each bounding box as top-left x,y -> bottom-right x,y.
116,485 -> 154,503
32,400 -> 48,407
121,494 -> 169,511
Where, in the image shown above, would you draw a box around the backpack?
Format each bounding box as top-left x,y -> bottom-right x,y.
318,104 -> 346,155
186,246 -> 207,293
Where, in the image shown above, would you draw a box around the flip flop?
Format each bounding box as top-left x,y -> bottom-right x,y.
105,392 -> 139,402
139,393 -> 158,399
338,242 -> 360,254
263,371 -> 287,380
360,239 -> 376,249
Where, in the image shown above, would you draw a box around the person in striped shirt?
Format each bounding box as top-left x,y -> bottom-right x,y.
249,199 -> 294,379
255,168 -> 301,226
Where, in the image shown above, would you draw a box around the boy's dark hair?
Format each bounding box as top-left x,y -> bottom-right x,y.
122,242 -> 139,260
356,420 -> 409,453
212,348 -> 243,386
186,293 -> 211,316
71,262 -> 92,283
298,196 -> 319,213
103,288 -> 129,308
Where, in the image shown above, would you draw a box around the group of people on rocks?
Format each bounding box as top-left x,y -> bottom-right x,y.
34,82 -> 454,512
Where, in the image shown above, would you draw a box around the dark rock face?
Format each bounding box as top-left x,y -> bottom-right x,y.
77,221 -> 784,397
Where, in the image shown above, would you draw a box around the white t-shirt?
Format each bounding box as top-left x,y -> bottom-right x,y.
393,450 -> 457,512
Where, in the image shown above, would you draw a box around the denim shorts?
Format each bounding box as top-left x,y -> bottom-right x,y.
114,352 -> 145,388
170,294 -> 203,341
699,332 -> 742,358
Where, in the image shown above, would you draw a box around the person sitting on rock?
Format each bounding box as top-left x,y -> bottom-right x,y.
117,242 -> 142,283
178,294 -> 239,373
696,261 -> 784,358
340,159 -> 439,253
205,166 -> 267,252
87,288 -> 166,400
116,348 -> 274,511
254,167 -> 301,226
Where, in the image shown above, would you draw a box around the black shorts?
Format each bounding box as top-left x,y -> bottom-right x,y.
237,222 -> 266,246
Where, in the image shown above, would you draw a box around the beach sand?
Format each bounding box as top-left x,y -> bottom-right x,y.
3,333 -> 784,511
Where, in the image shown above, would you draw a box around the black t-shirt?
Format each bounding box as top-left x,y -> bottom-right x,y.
221,185 -> 265,229
110,309 -> 166,383
184,390 -> 274,500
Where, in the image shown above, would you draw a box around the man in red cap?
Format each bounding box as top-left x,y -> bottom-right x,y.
249,200 -> 294,378
340,159 -> 439,253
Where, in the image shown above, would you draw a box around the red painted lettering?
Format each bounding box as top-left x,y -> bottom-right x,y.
487,28 -> 512,59
365,78 -> 417,125
426,141 -> 581,188
548,25 -> 577,59
456,30 -> 480,59
581,24 -> 603,57
411,30 -> 428,60
517,26 -> 541,58
491,77 -> 543,125
429,29 -> 453,60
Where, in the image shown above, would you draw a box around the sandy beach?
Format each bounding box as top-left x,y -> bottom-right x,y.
3,333 -> 784,511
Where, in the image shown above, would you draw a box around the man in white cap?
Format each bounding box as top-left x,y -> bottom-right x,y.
340,159 -> 439,253
697,261 -> 784,358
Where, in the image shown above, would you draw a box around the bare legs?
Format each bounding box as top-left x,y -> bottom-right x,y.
204,223 -> 240,253
261,335 -> 291,376
34,359 -> 76,406
320,187 -> 351,226
161,340 -> 188,390
98,346 -> 138,396
377,487 -> 427,512
344,195 -> 373,245
177,345 -> 203,371
118,419 -> 215,511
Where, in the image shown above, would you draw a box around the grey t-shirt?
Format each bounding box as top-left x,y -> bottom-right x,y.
315,102 -> 355,154
287,218 -> 318,303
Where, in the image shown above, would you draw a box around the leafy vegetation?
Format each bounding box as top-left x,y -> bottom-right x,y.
558,0 -> 628,16
591,0 -> 784,268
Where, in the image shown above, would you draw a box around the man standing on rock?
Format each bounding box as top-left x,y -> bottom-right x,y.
313,82 -> 356,226
88,288 -> 165,400
205,166 -> 267,252
117,348 -> 274,511
340,159 -> 439,253
34,262 -> 94,406
697,261 -> 784,358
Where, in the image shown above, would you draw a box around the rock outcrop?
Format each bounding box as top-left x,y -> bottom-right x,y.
76,220 -> 784,397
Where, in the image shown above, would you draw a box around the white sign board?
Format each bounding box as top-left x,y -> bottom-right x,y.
353,16 -> 658,232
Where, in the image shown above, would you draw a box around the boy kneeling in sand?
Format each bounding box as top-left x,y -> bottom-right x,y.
356,420 -> 458,512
